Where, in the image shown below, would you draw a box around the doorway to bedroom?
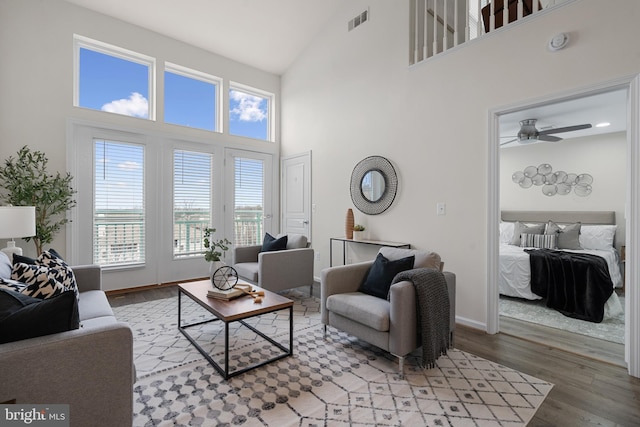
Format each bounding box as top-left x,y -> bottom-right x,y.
496,87 -> 628,366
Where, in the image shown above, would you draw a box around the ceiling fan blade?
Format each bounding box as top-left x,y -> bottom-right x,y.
500,138 -> 518,146
538,134 -> 562,142
538,123 -> 592,135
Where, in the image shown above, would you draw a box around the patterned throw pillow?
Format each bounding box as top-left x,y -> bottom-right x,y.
8,250 -> 78,300
520,233 -> 557,249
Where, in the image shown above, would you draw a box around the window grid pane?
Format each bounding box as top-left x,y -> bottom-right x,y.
234,157 -> 264,246
77,42 -> 151,119
164,70 -> 217,131
94,140 -> 145,266
174,150 -> 212,257
229,87 -> 270,141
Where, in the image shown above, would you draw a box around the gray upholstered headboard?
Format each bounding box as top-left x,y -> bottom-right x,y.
501,210 -> 616,225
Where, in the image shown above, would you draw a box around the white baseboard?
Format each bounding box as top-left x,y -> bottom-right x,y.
455,316 -> 487,333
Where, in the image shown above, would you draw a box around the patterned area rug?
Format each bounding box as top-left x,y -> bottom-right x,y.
499,295 -> 625,344
114,289 -> 552,426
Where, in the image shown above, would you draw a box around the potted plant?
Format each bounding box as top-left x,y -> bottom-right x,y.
203,227 -> 232,275
353,224 -> 366,241
0,146 -> 76,255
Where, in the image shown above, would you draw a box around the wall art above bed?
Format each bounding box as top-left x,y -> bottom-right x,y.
512,163 -> 593,197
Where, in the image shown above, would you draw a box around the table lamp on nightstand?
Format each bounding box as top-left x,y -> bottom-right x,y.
0,206 -> 36,259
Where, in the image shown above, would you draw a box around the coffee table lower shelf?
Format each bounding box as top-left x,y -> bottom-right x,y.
178,283 -> 293,380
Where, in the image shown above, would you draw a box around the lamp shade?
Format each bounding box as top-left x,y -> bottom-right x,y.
0,206 -> 36,239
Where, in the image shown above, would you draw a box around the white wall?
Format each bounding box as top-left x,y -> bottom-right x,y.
500,132 -> 627,248
281,0 -> 640,328
0,0 -> 280,260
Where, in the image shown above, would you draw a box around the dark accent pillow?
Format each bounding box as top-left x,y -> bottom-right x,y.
359,253 -> 415,299
260,233 -> 288,252
510,221 -> 545,246
0,288 -> 79,344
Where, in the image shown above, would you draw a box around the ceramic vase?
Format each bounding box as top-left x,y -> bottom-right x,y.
345,209 -> 354,239
209,260 -> 226,282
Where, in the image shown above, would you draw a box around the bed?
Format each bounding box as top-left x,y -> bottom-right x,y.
499,210 -> 623,322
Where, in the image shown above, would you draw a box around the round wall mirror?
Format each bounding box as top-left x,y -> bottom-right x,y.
361,170 -> 386,202
350,156 -> 398,215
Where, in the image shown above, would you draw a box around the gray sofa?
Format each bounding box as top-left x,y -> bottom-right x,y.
0,255 -> 134,427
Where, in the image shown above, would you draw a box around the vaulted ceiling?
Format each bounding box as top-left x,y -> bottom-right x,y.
64,0 -> 344,75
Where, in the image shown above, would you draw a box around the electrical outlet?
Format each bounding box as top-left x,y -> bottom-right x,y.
437,202 -> 446,216
315,251 -> 320,261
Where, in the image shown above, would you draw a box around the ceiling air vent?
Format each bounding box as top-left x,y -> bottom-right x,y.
348,8 -> 369,32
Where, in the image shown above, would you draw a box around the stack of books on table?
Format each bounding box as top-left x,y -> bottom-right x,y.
207,283 -> 252,300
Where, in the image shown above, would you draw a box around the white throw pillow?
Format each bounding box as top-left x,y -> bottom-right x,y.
579,225 -> 617,250
499,222 -> 515,245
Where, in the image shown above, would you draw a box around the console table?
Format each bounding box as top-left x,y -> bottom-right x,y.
329,237 -> 411,266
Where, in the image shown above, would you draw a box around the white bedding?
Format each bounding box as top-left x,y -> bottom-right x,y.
499,244 -> 623,300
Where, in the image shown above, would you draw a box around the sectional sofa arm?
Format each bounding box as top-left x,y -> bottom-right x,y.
234,245 -> 262,263
0,322 -> 134,426
71,264 -> 102,292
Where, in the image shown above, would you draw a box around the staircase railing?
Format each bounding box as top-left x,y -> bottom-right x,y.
410,0 -> 568,65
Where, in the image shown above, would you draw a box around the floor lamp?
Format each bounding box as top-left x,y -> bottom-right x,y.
0,206 -> 36,259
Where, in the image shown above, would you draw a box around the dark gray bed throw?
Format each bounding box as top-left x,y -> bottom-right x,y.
525,248 -> 613,323
391,268 -> 450,368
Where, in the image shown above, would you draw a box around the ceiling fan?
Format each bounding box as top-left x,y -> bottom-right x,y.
500,118 -> 592,146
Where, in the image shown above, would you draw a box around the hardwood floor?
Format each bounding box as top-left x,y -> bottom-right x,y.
109,285 -> 640,426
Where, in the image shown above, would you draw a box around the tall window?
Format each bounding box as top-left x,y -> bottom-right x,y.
94,140 -> 145,266
173,150 -> 212,257
164,63 -> 221,132
229,83 -> 273,141
75,35 -> 155,120
234,157 -> 264,246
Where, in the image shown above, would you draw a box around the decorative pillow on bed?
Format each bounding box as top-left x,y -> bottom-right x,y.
499,222 -> 515,244
510,221 -> 545,246
545,221 -> 582,250
520,233 -> 557,249
580,225 -> 617,250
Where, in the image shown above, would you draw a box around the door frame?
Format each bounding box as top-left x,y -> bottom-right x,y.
487,74 -> 640,377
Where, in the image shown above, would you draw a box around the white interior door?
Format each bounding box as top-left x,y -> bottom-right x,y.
281,152 -> 311,241
225,149 -> 274,247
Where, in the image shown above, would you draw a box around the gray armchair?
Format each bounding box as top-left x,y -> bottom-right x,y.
233,233 -> 314,294
321,247 -> 456,373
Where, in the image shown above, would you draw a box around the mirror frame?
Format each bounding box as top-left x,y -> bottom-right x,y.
350,156 -> 398,215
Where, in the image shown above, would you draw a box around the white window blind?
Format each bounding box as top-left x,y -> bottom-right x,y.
173,150 -> 212,257
234,157 -> 264,246
94,140 -> 145,266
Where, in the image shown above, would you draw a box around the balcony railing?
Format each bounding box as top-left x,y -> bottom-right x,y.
93,208 -> 264,266
410,0 -> 568,65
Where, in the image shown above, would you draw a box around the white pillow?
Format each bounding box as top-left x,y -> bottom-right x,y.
579,225 -> 617,250
499,222 -> 515,244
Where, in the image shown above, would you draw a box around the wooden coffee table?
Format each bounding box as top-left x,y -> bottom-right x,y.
178,279 -> 293,379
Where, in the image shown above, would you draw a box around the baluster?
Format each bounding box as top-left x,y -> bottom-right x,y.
476,0 -> 482,37
503,0 -> 508,29
425,0 -> 430,58
518,0 -> 523,21
414,0 -> 420,63
443,0 -> 448,51
465,0 -> 470,42
533,0 -> 539,13
489,0 -> 495,32
454,0 -> 459,46
432,0 -> 438,55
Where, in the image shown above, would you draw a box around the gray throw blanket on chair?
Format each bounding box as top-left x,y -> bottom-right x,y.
391,268 -> 450,368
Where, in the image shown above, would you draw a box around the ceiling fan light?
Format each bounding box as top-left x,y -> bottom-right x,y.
596,122 -> 611,128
